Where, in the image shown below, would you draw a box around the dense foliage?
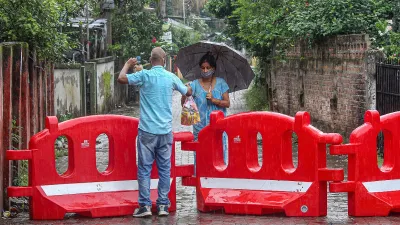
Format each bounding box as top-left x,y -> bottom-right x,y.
169,26 -> 201,53
109,0 -> 163,60
205,0 -> 241,47
0,0 -> 84,60
0,0 -> 164,61
156,22 -> 204,56
206,0 -> 397,58
205,0 -> 398,111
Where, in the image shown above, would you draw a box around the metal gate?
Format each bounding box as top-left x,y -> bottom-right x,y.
376,61 -> 400,154
376,62 -> 400,115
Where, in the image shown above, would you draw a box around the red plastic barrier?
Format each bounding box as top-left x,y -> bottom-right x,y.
195,111 -> 343,216
330,110 -> 400,216
7,115 -> 193,220
173,132 -> 198,187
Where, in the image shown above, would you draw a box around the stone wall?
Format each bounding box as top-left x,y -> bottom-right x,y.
269,34 -> 381,135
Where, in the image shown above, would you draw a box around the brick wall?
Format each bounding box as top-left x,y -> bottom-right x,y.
269,34 -> 380,135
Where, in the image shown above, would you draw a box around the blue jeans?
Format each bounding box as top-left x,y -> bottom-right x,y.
137,129 -> 173,206
193,132 -> 228,175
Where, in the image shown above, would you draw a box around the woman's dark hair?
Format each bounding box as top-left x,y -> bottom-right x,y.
199,52 -> 217,69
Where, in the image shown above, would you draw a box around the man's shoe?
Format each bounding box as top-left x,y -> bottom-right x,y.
133,205 -> 152,217
157,204 -> 169,216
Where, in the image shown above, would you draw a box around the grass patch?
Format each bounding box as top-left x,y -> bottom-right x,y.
54,113 -> 74,159
378,154 -> 384,168
55,149 -> 69,158
11,119 -> 29,186
58,113 -> 74,123
13,161 -> 28,186
244,84 -> 269,111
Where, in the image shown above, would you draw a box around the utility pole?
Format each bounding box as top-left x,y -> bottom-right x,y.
159,0 -> 166,18
102,0 -> 115,57
80,24 -> 85,63
394,1 -> 400,32
86,1 -> 90,61
182,0 -> 185,25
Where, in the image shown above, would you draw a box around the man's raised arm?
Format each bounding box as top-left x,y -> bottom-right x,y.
118,58 -> 137,84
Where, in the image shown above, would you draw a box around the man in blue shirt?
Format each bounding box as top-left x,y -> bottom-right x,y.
118,47 -> 192,217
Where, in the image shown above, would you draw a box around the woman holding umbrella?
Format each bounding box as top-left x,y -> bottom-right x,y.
181,53 -> 230,167
177,41 -> 255,174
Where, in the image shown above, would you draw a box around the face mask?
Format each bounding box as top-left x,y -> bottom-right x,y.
201,69 -> 214,78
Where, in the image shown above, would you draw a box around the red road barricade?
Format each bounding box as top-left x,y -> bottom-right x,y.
7,115 -> 193,220
194,111 -> 343,216
330,110 -> 400,216
173,132 -> 197,187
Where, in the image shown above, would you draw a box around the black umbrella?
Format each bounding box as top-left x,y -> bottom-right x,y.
175,41 -> 255,93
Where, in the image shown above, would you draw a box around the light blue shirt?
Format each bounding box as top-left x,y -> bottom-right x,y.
127,66 -> 188,134
190,78 -> 229,136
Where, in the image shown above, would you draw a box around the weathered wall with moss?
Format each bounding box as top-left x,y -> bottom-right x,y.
269,34 -> 380,136
54,64 -> 82,117
55,57 -> 117,116
96,59 -> 114,113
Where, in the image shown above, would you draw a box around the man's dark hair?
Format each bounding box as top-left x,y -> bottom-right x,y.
199,52 -> 217,69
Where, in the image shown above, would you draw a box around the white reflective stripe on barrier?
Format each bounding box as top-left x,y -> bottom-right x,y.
363,179 -> 400,193
200,178 -> 312,192
41,179 -> 172,196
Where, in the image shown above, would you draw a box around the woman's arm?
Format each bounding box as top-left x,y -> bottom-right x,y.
211,92 -> 230,108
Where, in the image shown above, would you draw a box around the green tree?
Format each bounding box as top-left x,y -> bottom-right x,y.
206,0 -> 396,110
169,26 -> 201,54
205,0 -> 242,47
206,0 -> 394,57
109,0 -> 163,61
286,0 -> 392,44
393,1 -> 400,32
0,0 -> 84,60
187,15 -> 210,37
233,0 -> 291,50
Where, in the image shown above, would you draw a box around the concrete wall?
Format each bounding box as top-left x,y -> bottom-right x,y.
55,56 -> 123,116
94,57 -> 114,113
54,64 -> 83,117
269,34 -> 381,136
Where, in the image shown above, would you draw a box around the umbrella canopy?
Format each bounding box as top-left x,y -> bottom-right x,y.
175,41 -> 255,93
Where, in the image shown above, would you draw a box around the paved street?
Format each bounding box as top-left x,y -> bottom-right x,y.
3,90 -> 400,224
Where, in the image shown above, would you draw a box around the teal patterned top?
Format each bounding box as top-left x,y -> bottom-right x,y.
189,77 -> 229,137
